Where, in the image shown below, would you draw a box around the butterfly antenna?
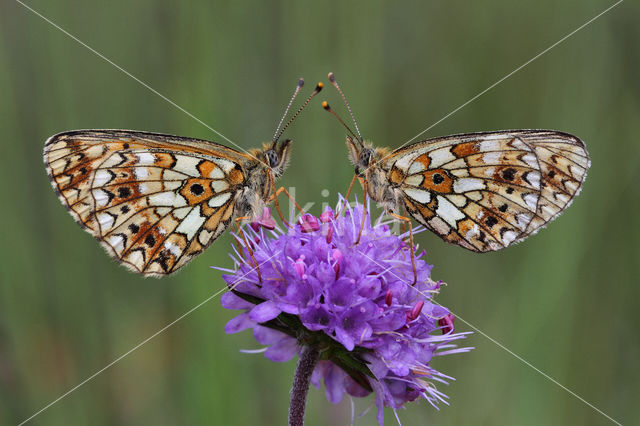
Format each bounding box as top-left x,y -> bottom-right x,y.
274,82 -> 324,143
328,72 -> 363,143
272,78 -> 305,146
322,101 -> 360,144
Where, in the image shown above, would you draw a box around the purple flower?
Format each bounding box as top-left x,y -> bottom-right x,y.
217,197 -> 472,424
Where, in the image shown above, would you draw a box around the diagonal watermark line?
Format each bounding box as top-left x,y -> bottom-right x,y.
442,308 -> 623,426
18,251 -> 282,425
374,0 -> 623,168
354,247 -> 622,425
14,0 -> 252,157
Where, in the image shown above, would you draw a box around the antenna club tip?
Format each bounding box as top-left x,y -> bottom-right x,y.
328,72 -> 336,82
322,101 -> 330,110
297,78 -> 304,87
315,82 -> 324,92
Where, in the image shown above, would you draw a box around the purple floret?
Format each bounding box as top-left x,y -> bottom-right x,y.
217,198 -> 472,424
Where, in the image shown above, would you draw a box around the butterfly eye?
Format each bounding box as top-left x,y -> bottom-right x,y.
265,149 -> 279,168
359,149 -> 372,167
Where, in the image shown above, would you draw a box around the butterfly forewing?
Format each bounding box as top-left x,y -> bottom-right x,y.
384,130 -> 589,252
44,130 -> 250,275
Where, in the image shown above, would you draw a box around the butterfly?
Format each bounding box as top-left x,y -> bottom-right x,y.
323,73 -> 590,253
43,79 -> 322,276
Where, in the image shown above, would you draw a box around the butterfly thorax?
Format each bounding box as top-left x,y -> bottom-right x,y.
234,149 -> 273,219
361,145 -> 404,215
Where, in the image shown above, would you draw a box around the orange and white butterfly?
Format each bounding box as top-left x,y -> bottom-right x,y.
44,79 -> 322,276
324,73 -> 590,252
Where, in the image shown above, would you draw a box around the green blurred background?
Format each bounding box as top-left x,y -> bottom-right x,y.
1,0 -> 638,424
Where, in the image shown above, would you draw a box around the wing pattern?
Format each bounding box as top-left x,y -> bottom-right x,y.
44,130 -> 248,275
384,130 -> 589,252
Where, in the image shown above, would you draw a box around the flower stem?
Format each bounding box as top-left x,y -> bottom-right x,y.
289,345 -> 320,426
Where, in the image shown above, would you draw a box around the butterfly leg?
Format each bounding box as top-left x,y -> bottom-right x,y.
234,216 -> 263,283
389,212 -> 417,286
337,173 -> 359,217
354,179 -> 368,245
270,186 -> 305,227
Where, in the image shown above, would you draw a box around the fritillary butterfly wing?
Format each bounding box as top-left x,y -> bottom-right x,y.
383,130 -> 590,251
44,130 -> 251,275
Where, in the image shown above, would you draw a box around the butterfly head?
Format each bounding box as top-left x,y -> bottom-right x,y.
262,139 -> 292,178
345,135 -> 388,177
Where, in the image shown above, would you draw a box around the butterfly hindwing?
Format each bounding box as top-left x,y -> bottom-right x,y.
44,130 -> 249,275
386,130 -> 589,252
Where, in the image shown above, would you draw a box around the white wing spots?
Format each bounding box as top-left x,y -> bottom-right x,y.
465,223 -> 481,240
484,167 -> 495,177
94,169 -> 115,186
516,213 -> 532,227
435,195 -> 465,228
466,191 -> 482,202
164,181 -> 181,191
442,158 -> 467,169
174,155 -> 201,176
510,137 -> 531,151
164,241 -> 182,257
555,192 -> 570,204
403,188 -> 431,204
93,189 -> 112,207
208,166 -> 225,179
198,229 -> 213,246
564,180 -> 579,193
446,194 -> 468,207
428,216 -> 451,235
394,153 -> 421,172
450,168 -> 469,178
136,152 -> 155,165
453,178 -> 486,193
521,153 -> 538,168
125,250 -> 144,267
428,147 -> 456,168
163,169 -> 188,180
149,191 -> 187,207
134,167 -> 149,179
523,193 -> 539,210
541,204 -> 559,217
408,161 -> 426,175
101,153 -> 127,168
155,207 -> 172,216
138,183 -> 149,194
478,140 -> 501,152
524,171 -> 541,189
482,152 -> 501,164
172,206 -> 192,219
213,158 -> 235,173
404,174 -> 424,187
208,192 -> 232,208
502,230 -> 518,246
210,180 -> 229,193
98,212 -> 115,230
175,205 -> 206,239
108,235 -> 125,253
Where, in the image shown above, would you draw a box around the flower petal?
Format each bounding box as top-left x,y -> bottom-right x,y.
249,300 -> 281,323
265,337 -> 298,362
224,313 -> 255,334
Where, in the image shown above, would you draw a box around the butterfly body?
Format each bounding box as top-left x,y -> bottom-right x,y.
44,130 -> 291,276
346,130 -> 590,252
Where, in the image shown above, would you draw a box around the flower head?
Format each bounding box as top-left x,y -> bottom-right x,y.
218,197 -> 472,424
